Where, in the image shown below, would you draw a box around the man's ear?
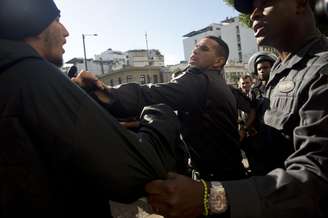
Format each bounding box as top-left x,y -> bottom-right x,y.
213,57 -> 226,70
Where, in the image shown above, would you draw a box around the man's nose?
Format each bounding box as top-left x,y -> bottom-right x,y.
192,48 -> 198,54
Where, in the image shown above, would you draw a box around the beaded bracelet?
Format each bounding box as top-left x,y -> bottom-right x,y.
200,179 -> 209,216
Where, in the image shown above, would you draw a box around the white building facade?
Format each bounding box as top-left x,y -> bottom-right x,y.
94,48 -> 127,71
183,17 -> 258,63
126,49 -> 164,67
66,48 -> 165,77
66,58 -> 112,76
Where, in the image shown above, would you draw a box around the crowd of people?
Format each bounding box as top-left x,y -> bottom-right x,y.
1,0 -> 328,217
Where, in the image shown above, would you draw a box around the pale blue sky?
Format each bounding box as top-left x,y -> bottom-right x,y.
54,0 -> 239,65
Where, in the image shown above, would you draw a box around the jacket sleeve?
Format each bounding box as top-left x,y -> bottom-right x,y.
20,60 -> 180,203
104,70 -> 208,118
222,69 -> 328,218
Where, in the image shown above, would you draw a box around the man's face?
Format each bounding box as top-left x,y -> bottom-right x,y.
188,38 -> 223,71
256,60 -> 272,81
40,17 -> 69,67
250,0 -> 297,47
239,77 -> 252,93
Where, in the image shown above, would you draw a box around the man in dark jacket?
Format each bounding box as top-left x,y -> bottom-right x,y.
75,36 -> 247,181
144,0 -> 328,217
0,0 -> 181,217
242,52 -> 277,175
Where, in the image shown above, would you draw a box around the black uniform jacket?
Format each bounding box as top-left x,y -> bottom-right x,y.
0,39 -> 180,217
222,34 -> 328,218
104,67 -> 246,181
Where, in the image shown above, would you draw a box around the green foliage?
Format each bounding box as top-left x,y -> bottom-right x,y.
223,0 -> 234,5
239,14 -> 252,27
223,0 -> 252,28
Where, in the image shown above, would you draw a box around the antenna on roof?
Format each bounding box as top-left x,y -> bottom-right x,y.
145,32 -> 153,66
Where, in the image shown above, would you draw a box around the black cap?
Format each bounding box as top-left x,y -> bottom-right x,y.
234,0 -> 254,14
255,55 -> 275,65
0,0 -> 60,40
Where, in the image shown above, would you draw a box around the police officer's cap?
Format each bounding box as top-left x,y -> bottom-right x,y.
234,0 -> 254,14
255,55 -> 275,65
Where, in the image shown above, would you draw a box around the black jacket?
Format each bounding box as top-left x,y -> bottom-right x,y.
104,67 -> 246,180
223,34 -> 328,218
0,39 -> 180,217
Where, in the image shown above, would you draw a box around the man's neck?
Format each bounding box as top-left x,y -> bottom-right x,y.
276,16 -> 318,61
277,29 -> 318,61
24,37 -> 46,59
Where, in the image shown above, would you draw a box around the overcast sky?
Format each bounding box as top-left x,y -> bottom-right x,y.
54,0 -> 239,65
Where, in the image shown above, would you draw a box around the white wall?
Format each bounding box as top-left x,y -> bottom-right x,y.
239,24 -> 258,63
182,18 -> 258,63
221,23 -> 239,62
74,61 -> 111,76
127,50 -> 164,67
183,23 -> 222,61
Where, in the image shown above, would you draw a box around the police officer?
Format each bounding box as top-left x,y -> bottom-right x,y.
240,53 -> 276,175
144,0 -> 328,217
249,52 -> 276,97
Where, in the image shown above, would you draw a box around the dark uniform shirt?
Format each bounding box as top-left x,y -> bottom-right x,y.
222,34 -> 328,218
105,67 -> 246,181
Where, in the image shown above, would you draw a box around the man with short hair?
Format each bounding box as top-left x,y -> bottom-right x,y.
76,36 -> 247,181
238,75 -> 255,100
240,53 -> 276,174
250,52 -> 276,96
145,0 -> 328,217
255,55 -> 273,82
0,0 -> 181,216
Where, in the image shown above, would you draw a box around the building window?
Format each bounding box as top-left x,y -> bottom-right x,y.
140,75 -> 146,84
126,75 -> 133,83
153,74 -> 158,83
236,25 -> 240,33
118,77 -> 122,84
238,52 -> 242,63
147,75 -> 151,83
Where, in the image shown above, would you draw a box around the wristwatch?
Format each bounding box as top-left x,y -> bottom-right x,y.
209,182 -> 228,214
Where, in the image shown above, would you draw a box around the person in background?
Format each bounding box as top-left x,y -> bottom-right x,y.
235,75 -> 257,142
250,52 -> 276,97
240,52 -> 276,175
238,74 -> 256,100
